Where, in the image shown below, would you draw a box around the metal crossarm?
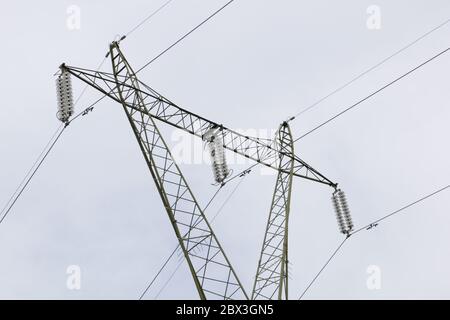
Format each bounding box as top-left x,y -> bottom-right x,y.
106,41 -> 248,300
252,122 -> 294,300
63,65 -> 337,188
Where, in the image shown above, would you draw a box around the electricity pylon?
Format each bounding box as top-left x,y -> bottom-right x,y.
59,41 -> 341,300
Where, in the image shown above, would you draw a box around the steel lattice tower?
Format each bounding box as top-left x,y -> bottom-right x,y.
58,41 -> 344,300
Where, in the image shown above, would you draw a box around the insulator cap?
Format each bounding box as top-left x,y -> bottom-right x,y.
332,189 -> 354,234
56,70 -> 74,123
204,129 -> 230,184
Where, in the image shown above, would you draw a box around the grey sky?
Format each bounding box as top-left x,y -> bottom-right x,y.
0,0 -> 449,299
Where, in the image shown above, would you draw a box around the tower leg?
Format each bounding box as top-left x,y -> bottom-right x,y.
109,42 -> 248,300
252,122 -> 294,300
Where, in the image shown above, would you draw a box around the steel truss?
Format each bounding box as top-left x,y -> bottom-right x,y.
252,122 -> 294,300
60,41 -> 338,300
97,42 -> 247,300
63,64 -> 337,188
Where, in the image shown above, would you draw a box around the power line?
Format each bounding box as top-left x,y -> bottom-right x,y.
0,61 -> 107,226
100,0 -> 175,48
0,61 -> 109,227
75,0 -> 236,126
67,0 -> 235,117
0,92 -> 111,223
138,245 -> 181,300
0,126 -> 67,226
351,184 -> 450,236
298,184 -> 450,299
5,0 -> 237,299
125,0 -> 175,38
154,255 -> 184,299
298,237 -> 348,300
68,94 -> 108,125
139,171 -> 247,299
293,46 -> 450,143
154,178 -> 246,299
210,177 -> 245,223
225,40 -> 447,181
72,57 -> 108,106
288,17 -> 450,122
0,124 -> 63,219
58,0 -> 174,123
136,0 -> 236,74
66,0 -> 176,121
58,1 -> 239,299
139,184 -> 227,300
223,163 -> 257,186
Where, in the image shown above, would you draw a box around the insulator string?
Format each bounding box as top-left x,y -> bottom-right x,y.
331,189 -> 354,235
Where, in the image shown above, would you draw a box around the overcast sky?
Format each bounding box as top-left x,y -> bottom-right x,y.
0,0 -> 449,300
